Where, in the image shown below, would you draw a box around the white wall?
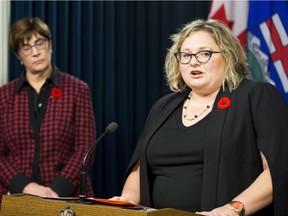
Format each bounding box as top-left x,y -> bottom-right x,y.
0,1 -> 10,86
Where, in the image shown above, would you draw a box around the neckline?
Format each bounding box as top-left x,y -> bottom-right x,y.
175,104 -> 211,130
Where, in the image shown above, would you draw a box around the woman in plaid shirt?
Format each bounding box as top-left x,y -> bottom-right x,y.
0,17 -> 96,205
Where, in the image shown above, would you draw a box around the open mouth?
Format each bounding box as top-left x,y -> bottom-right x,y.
191,70 -> 202,75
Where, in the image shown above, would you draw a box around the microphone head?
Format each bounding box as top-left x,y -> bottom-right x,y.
106,122 -> 118,134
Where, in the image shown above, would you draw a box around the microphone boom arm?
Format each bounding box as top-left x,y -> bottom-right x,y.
78,122 -> 118,203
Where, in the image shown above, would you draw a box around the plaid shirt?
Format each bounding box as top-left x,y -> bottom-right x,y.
0,67 -> 96,204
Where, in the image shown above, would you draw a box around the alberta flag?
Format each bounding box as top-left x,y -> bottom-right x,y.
209,0 -> 288,103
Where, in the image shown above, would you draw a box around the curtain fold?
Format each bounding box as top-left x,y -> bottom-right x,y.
9,1 -> 210,198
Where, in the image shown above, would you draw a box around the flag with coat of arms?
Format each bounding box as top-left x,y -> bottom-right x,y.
208,0 -> 288,102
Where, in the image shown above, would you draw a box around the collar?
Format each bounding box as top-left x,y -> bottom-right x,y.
16,65 -> 61,92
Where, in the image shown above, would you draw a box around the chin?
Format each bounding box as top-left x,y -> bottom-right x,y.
34,64 -> 50,72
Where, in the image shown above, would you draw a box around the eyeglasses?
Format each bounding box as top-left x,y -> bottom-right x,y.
19,38 -> 48,55
174,50 -> 222,64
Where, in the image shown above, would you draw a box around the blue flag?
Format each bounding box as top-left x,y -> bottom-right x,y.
247,1 -> 288,102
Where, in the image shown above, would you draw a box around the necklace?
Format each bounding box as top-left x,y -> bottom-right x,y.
183,91 -> 214,121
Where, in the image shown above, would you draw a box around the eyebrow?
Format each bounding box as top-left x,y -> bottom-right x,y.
22,38 -> 45,46
181,47 -> 214,52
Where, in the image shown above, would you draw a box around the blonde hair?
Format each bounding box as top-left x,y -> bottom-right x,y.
165,19 -> 248,92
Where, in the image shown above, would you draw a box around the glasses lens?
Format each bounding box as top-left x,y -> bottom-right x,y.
19,38 -> 47,55
35,38 -> 47,50
20,45 -> 31,55
177,52 -> 191,64
195,51 -> 212,63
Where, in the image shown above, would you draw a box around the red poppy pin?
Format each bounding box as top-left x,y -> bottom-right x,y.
51,87 -> 63,99
217,97 -> 231,109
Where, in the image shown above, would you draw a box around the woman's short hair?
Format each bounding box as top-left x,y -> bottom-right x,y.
9,17 -> 51,54
165,19 -> 248,92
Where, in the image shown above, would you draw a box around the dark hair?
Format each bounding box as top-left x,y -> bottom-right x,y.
9,17 -> 51,53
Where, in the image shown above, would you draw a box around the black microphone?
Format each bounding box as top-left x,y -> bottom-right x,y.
78,122 -> 118,203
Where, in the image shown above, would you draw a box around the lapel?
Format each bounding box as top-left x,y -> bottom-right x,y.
139,91 -> 188,206
38,70 -> 62,135
140,92 -> 189,155
201,88 -> 232,210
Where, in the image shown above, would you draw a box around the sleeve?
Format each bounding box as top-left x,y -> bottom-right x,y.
0,87 -> 32,194
123,92 -> 184,181
123,92 -> 183,206
251,82 -> 288,215
50,82 -> 96,196
123,97 -> 162,181
9,174 -> 31,194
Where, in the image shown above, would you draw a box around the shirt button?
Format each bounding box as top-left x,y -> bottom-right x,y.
38,103 -> 42,108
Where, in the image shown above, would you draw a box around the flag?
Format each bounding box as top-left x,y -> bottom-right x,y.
208,0 -> 249,47
208,0 -> 288,102
247,1 -> 288,102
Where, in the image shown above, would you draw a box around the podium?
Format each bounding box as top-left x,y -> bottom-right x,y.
0,194 -> 200,216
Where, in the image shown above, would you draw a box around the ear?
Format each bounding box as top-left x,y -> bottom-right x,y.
16,54 -> 22,61
15,53 -> 24,65
49,40 -> 53,53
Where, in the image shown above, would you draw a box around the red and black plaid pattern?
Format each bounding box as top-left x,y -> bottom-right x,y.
0,72 -> 96,203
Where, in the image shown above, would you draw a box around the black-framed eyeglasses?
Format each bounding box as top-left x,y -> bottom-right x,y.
19,38 -> 49,56
174,50 -> 222,64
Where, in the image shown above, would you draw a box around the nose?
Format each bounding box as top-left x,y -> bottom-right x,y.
31,46 -> 40,55
189,55 -> 199,66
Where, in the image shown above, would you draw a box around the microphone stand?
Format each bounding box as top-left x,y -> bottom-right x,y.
78,131 -> 109,204
70,122 -> 118,204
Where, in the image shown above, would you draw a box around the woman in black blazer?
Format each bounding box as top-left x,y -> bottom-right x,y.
112,19 -> 288,216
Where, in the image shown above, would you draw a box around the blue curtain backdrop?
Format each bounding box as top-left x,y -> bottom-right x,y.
9,1 -> 210,198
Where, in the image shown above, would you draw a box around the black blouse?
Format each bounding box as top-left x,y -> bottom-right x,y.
146,104 -> 210,212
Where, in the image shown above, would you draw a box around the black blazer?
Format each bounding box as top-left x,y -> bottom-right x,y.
125,79 -> 288,215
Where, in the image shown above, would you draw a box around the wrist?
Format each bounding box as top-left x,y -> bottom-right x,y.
229,200 -> 245,216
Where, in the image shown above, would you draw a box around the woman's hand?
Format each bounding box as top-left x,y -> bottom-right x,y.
109,195 -> 137,204
110,160 -> 141,205
23,182 -> 59,198
196,204 -> 239,216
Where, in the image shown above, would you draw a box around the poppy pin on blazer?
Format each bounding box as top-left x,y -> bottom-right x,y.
51,87 -> 62,99
217,97 -> 231,109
